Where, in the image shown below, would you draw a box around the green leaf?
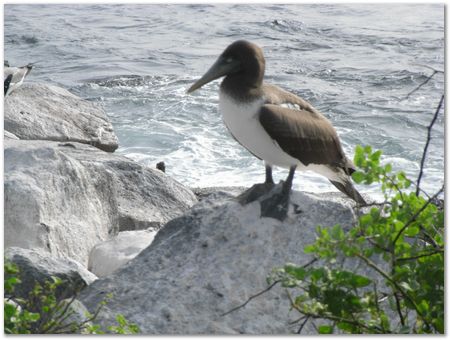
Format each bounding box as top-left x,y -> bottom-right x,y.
351,275 -> 372,288
318,325 -> 334,334
398,282 -> 413,292
417,300 -> 429,315
303,245 -> 316,254
359,214 -> 372,226
4,302 -> 17,318
337,322 -> 355,333
353,145 -> 365,166
405,225 -> 420,237
116,314 -> 127,327
352,171 -> 365,184
27,312 -> 40,322
384,163 -> 392,173
284,264 -> 307,280
371,150 -> 382,161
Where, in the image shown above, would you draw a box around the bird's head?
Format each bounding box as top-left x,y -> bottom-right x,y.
187,40 -> 265,93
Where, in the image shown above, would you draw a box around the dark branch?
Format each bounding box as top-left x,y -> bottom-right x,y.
404,71 -> 439,100
221,258 -> 318,317
416,95 -> 444,195
220,280 -> 281,317
297,316 -> 310,334
396,249 -> 444,262
410,63 -> 444,74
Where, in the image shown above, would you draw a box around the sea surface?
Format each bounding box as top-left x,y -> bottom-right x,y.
4,4 -> 445,199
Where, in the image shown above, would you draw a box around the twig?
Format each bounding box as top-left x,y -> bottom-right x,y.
355,253 -> 431,330
393,184 -> 444,245
404,71 -> 439,100
297,316 -> 310,334
410,63 -> 444,74
394,292 -> 405,327
292,307 -> 386,333
396,248 -> 443,262
358,200 -> 391,209
416,95 -> 444,195
220,280 -> 281,317
221,258 -> 318,317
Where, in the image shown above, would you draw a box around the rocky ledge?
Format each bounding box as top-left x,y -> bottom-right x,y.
78,190 -> 364,334
4,83 -> 118,152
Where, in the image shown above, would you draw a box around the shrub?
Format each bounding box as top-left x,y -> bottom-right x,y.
4,262 -> 140,334
269,145 -> 444,334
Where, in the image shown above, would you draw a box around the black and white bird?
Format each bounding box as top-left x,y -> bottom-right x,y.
4,74 -> 13,96
187,40 -> 365,219
4,63 -> 33,96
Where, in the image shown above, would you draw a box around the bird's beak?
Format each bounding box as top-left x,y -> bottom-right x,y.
187,56 -> 240,94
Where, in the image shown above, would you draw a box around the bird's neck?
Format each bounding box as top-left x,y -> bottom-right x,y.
221,73 -> 264,103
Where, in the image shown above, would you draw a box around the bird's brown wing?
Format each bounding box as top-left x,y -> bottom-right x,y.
259,103 -> 348,168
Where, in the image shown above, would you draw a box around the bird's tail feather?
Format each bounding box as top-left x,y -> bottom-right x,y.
329,179 -> 366,205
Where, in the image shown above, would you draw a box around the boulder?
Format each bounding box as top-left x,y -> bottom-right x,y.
4,140 -> 197,266
79,190 -> 364,334
5,247 -> 97,301
88,230 -> 158,277
4,83 -> 118,152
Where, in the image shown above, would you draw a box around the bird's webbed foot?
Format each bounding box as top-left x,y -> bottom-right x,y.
237,165 -> 296,221
259,180 -> 291,221
237,182 -> 276,205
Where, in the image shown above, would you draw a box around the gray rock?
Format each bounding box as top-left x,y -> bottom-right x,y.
88,230 -> 158,277
192,186 -> 247,201
57,299 -> 93,334
4,130 -> 19,140
5,247 -> 97,301
4,83 -> 118,152
78,190 -> 360,334
4,140 -> 197,266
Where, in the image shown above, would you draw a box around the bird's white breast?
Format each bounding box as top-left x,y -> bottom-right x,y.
219,91 -> 300,168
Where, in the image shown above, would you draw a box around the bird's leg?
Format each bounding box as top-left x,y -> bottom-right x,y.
237,164 -> 276,205
282,164 -> 296,195
265,164 -> 274,185
260,165 -> 297,221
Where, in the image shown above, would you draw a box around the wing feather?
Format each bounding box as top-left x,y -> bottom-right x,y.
259,103 -> 347,167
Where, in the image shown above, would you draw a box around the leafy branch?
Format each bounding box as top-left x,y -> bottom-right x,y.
4,262 -> 140,334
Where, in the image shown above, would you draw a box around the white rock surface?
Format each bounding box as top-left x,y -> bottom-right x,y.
88,230 -> 157,277
79,190 -> 368,334
4,83 -> 118,152
4,140 -> 197,266
4,130 -> 19,140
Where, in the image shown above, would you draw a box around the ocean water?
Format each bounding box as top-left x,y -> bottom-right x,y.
4,4 -> 444,198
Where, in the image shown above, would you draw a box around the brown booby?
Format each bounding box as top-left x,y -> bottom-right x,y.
187,40 -> 365,219
4,63 -> 33,96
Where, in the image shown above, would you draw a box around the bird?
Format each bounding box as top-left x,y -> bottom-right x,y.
187,40 -> 365,220
4,74 -> 13,96
4,63 -> 33,96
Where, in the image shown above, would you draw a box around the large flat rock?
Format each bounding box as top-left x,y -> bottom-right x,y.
78,190 -> 366,334
4,83 -> 118,152
4,140 -> 197,266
